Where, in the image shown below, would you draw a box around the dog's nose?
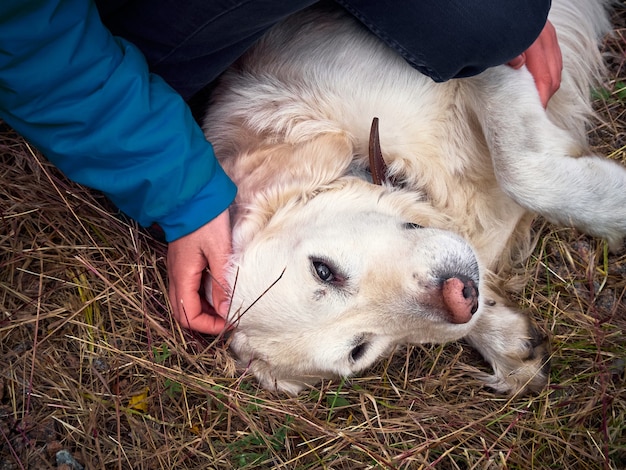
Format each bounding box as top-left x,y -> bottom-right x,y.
441,275 -> 479,324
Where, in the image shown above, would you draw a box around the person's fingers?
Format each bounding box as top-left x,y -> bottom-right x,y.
175,296 -> 228,333
202,210 -> 233,318
524,21 -> 562,107
166,208 -> 232,334
167,256 -> 202,330
507,21 -> 562,108
168,264 -> 227,334
507,53 -> 526,69
210,276 -> 231,318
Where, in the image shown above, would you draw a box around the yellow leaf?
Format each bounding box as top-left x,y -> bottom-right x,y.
128,387 -> 150,413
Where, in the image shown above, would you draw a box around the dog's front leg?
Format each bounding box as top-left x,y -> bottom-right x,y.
471,66 -> 626,251
464,295 -> 550,395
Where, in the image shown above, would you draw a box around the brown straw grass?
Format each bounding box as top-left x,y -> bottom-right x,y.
1,7 -> 625,469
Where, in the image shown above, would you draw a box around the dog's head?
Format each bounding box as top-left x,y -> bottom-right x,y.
223,179 -> 483,394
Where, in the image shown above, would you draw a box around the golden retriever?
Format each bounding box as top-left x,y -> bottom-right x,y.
201,0 -> 622,395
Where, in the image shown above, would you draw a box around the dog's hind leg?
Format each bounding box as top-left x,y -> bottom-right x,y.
471,66 -> 626,251
463,294 -> 550,395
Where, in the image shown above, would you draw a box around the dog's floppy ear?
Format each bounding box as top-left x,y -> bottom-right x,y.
229,132 -> 357,250
227,132 -> 355,207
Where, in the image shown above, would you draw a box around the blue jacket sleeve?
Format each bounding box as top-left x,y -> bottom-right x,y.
0,0 -> 237,242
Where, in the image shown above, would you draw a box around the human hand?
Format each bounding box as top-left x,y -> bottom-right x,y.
167,209 -> 232,334
507,20 -> 562,108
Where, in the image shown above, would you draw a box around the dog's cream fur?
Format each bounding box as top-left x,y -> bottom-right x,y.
202,0 -> 623,395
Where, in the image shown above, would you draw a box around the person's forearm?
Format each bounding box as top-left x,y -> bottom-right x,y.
0,0 -> 236,241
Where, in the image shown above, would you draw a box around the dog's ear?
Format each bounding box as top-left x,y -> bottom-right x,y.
228,132 -> 355,206
229,132 -> 357,250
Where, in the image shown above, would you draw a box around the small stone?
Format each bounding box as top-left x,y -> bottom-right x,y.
55,450 -> 84,470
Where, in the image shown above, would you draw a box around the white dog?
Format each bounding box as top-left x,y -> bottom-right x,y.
202,0 -> 623,395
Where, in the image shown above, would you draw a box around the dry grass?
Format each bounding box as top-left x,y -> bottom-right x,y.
1,7 -> 626,470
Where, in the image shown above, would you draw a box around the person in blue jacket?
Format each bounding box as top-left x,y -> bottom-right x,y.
0,0 -> 562,335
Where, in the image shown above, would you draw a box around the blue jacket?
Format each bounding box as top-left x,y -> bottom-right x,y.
0,0 -> 237,242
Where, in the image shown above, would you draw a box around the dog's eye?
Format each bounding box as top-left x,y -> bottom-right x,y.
313,260 -> 335,282
350,343 -> 368,362
403,222 -> 423,230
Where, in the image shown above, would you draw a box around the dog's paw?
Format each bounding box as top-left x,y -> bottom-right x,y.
466,301 -> 551,395
481,322 -> 550,395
